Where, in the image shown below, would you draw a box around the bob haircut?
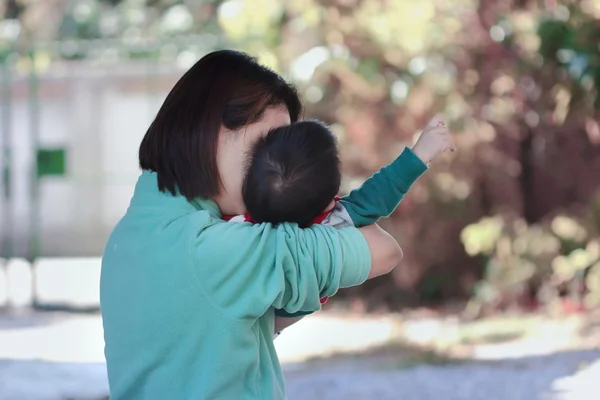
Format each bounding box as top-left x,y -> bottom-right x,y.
139,50 -> 303,200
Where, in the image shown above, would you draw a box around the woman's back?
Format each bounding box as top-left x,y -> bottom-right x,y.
101,171 -> 371,399
101,172 -> 288,399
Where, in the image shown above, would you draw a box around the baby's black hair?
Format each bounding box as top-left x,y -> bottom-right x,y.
242,120 -> 341,228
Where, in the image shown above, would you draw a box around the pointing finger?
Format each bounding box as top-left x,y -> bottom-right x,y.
426,115 -> 446,129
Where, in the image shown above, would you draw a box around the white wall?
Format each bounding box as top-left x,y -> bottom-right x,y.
1,61 -> 182,257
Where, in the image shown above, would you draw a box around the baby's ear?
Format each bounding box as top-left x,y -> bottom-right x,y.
324,199 -> 336,213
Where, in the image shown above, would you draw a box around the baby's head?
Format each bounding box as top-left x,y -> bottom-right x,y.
242,120 -> 341,228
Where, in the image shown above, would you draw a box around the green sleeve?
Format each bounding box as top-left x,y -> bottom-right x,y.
191,221 -> 371,319
338,147 -> 427,227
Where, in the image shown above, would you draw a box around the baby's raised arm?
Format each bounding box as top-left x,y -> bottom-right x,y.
339,147 -> 427,227
339,116 -> 454,226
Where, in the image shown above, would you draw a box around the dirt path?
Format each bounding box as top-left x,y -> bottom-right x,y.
283,350 -> 600,400
0,310 -> 598,399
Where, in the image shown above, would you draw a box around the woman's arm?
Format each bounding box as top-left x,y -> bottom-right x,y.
273,223 -> 403,334
191,219 -> 402,320
360,224 -> 403,279
191,220 -> 371,319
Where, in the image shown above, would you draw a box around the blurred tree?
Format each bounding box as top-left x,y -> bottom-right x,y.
2,0 -> 600,311
213,0 -> 600,310
2,0 -> 25,20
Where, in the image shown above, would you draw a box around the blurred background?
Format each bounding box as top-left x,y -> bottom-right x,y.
1,0 -> 599,399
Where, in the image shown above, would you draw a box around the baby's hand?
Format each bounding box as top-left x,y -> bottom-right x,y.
411,115 -> 456,164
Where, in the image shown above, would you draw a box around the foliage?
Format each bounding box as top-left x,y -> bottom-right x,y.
461,196 -> 600,314
3,0 -> 600,310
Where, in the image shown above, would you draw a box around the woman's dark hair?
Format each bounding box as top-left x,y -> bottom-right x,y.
242,120 -> 341,228
139,50 -> 303,200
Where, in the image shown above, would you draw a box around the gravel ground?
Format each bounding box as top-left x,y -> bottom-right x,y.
285,350 -> 600,400
0,360 -> 108,400
0,311 -> 598,399
0,350 -> 597,399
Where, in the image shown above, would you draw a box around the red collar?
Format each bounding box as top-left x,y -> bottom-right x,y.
223,196 -> 341,225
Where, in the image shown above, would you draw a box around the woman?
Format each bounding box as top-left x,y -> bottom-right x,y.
100,50 -> 409,400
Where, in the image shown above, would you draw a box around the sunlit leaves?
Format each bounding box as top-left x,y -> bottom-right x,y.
217,0 -> 283,42
461,217 -> 505,257
354,1 -> 435,54
551,215 -> 588,242
462,210 -> 600,310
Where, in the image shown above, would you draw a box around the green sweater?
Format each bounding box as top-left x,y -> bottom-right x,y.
100,147 -> 426,400
340,147 -> 427,227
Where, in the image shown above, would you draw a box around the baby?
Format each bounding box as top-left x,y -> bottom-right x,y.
224,117 -> 453,334
227,120 -> 351,229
